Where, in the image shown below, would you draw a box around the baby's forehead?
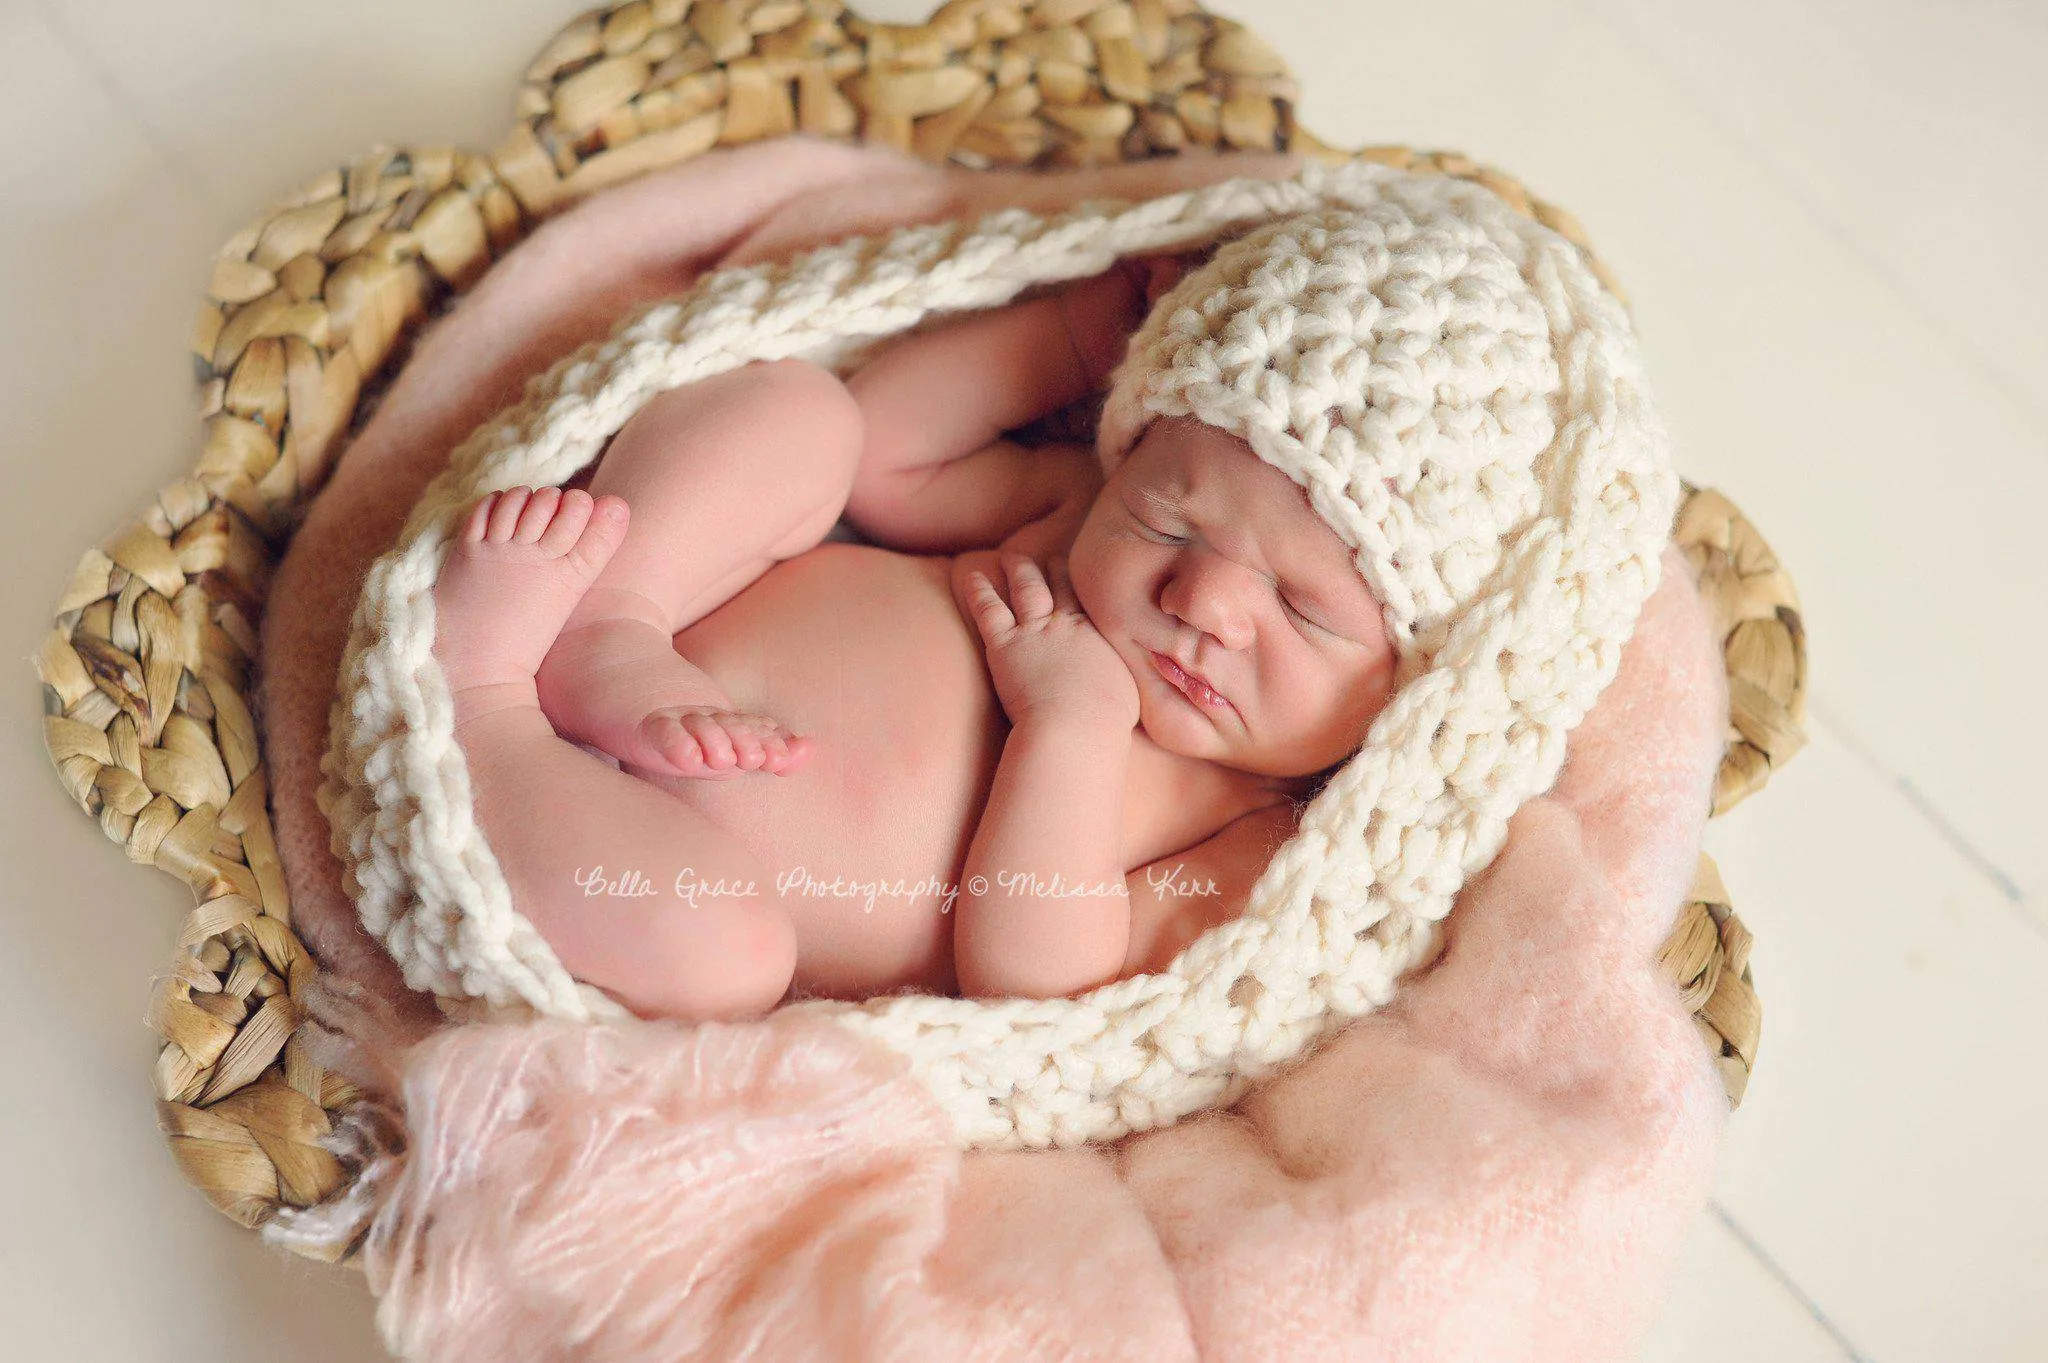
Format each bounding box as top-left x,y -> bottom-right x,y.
1130,418 -> 1323,524
1132,416 -> 1266,484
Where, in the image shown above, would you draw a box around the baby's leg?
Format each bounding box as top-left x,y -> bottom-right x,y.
535,357 -> 864,777
435,486 -> 798,1021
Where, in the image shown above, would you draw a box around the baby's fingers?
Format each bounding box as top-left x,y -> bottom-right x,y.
1004,553 -> 1054,622
961,568 -> 1016,635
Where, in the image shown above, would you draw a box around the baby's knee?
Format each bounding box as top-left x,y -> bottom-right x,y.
750,357 -> 865,482
742,359 -> 864,555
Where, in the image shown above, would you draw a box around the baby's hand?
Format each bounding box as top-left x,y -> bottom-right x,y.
994,457 -> 1096,567
953,548 -> 1138,733
1057,252 -> 1201,393
1122,251 -> 1192,306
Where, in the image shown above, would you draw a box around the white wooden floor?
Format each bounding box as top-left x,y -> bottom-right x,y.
3,1 -> 2042,1358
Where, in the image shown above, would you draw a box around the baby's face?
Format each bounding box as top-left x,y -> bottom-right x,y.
1068,416 -> 1398,783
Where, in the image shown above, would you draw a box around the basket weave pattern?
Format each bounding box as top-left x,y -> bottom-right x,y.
34,0 -> 1804,1261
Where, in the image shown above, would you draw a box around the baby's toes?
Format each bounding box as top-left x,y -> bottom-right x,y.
536,488 -> 593,553
768,731 -> 815,774
460,493 -> 496,544
485,487 -> 534,542
636,711 -> 685,764
733,715 -> 810,774
754,725 -> 791,771
681,712 -> 738,770
722,717 -> 769,770
512,485 -> 562,542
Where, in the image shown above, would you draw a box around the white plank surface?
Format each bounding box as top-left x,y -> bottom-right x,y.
1582,0 -> 2048,423
1642,1206 -> 1863,1363
1702,720 -> 2048,1362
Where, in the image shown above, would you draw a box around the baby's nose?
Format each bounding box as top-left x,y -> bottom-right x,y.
1168,571 -> 1256,648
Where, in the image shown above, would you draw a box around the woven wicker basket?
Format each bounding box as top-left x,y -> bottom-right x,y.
34,0 -> 1804,1265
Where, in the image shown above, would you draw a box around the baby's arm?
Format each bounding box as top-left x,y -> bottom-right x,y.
840,263 -> 1147,555
1120,803 -> 1297,980
952,708 -> 1134,1000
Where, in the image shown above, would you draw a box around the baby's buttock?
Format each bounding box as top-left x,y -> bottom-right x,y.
647,541 -> 1003,1000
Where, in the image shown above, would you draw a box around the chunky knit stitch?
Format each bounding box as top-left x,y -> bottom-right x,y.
320,159 -> 1679,1152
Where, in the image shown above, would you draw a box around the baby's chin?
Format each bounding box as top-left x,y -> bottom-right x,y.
1136,712 -> 1189,756
1120,647 -> 1304,771
1133,687 -> 1232,762
1135,686 -> 1349,791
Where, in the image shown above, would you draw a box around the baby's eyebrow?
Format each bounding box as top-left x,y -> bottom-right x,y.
1135,486 -> 1186,517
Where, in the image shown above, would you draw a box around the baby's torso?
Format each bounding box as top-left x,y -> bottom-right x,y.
644,541 -> 1278,1001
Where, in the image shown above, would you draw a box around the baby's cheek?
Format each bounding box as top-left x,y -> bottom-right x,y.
1065,525 -> 1125,626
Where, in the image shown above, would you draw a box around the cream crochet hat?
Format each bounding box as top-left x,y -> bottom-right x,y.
1097,203 -> 1555,678
326,159 -> 1680,1151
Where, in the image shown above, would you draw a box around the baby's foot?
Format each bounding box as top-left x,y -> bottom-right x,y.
534,579 -> 819,780
641,706 -> 816,779
432,486 -> 629,722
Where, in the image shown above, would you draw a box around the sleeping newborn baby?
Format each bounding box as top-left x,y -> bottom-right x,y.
431,242 -> 1399,1021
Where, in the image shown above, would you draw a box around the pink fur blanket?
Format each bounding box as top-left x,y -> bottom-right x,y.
258,136 -> 1730,1361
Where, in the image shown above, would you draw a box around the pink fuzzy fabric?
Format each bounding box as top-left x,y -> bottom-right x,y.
257,137 -> 1730,1360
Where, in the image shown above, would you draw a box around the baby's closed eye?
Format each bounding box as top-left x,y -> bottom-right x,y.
1283,597 -> 1329,630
